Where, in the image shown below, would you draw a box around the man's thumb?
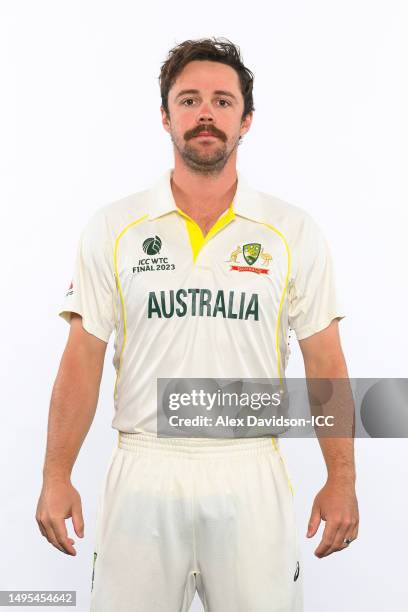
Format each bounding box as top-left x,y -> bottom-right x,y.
72,504 -> 85,538
306,504 -> 321,538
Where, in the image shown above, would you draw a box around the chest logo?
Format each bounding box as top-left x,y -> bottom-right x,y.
133,235 -> 176,274
143,235 -> 162,255
228,243 -> 272,274
243,243 -> 261,265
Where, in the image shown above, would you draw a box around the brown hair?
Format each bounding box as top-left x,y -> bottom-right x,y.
159,37 -> 255,120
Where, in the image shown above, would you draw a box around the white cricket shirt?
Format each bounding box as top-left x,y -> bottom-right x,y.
58,168 -> 345,434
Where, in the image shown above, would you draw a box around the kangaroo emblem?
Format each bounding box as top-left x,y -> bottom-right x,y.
228,245 -> 242,263
259,247 -> 273,266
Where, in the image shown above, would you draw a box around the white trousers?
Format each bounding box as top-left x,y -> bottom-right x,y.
90,432 -> 303,612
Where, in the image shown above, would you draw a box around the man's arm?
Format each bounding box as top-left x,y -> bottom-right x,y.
35,313 -> 108,556
298,319 -> 359,558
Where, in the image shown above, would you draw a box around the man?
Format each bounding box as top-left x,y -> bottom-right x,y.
36,38 -> 359,611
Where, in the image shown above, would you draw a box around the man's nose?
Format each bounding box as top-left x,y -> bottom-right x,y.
197,104 -> 214,123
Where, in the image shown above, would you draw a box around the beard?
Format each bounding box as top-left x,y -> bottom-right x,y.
171,130 -> 240,177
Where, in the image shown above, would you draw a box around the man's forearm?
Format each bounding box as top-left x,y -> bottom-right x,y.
317,437 -> 356,483
304,358 -> 356,483
43,346 -> 103,482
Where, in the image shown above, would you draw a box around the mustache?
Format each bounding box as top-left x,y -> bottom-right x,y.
184,125 -> 227,142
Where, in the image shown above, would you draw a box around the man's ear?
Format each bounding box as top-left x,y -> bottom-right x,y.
161,106 -> 171,134
240,111 -> 253,138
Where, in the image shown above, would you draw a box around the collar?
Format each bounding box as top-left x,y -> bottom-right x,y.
147,168 -> 267,223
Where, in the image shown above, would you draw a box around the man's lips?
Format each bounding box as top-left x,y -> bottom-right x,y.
193,131 -> 217,138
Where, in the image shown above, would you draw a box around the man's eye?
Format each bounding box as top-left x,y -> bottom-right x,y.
181,98 -> 230,107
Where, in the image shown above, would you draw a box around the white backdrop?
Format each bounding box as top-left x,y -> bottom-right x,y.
1,0 -> 407,610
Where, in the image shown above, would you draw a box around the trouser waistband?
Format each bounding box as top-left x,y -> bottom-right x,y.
118,431 -> 280,457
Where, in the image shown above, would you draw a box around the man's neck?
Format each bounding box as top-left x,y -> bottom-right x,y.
170,164 -> 238,236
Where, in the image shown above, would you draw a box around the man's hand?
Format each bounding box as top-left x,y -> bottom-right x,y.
35,480 -> 84,556
306,477 -> 359,558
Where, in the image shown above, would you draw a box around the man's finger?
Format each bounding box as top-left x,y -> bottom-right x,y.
314,520 -> 340,557
342,526 -> 359,549
50,518 -> 77,555
329,519 -> 355,554
306,503 -> 321,537
43,521 -> 69,554
36,516 -> 47,538
36,516 -> 62,550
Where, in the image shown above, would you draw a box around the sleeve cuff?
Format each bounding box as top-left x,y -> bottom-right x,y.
58,309 -> 111,343
294,313 -> 346,341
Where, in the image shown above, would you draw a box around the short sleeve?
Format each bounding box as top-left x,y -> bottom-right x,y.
288,214 -> 346,340
58,208 -> 116,342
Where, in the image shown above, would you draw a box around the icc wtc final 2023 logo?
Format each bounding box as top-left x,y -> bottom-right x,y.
228,243 -> 272,274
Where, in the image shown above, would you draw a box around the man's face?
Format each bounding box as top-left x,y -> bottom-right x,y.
161,60 -> 252,176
